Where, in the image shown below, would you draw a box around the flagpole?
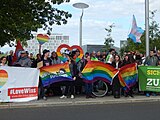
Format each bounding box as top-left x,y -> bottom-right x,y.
145,0 -> 149,56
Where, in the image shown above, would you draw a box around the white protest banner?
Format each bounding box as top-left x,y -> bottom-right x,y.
0,66 -> 39,102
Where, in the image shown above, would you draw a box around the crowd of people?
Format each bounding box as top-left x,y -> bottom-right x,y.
1,48 -> 160,100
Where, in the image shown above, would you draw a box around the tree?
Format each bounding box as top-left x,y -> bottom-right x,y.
0,0 -> 72,46
104,23 -> 115,50
120,10 -> 160,55
149,10 -> 160,50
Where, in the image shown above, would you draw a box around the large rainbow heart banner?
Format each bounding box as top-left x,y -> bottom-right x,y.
82,61 -> 119,84
56,44 -> 84,63
37,34 -> 49,45
118,63 -> 138,88
40,63 -> 73,87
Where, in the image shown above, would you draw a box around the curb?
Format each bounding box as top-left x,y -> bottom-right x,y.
1,96 -> 160,109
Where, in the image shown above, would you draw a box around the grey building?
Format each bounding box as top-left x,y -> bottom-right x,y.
82,44 -> 120,54
120,40 -> 127,48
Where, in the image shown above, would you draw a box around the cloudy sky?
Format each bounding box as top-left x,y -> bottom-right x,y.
1,0 -> 160,52
43,0 -> 160,47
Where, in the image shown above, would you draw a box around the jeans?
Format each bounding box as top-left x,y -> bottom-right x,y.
85,83 -> 93,95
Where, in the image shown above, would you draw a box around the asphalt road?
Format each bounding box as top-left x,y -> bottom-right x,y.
1,102 -> 160,120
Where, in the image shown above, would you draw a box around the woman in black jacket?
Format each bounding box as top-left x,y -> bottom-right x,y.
112,55 -> 122,98
121,54 -> 134,98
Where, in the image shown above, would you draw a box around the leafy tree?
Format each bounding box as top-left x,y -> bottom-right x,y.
120,10 -> 160,55
149,10 -> 160,50
0,0 -> 72,46
104,23 -> 115,50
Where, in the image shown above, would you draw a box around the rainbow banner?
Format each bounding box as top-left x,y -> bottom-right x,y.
40,61 -> 138,89
40,63 -> 73,87
37,34 -> 49,45
118,63 -> 138,88
82,61 -> 118,84
0,67 -> 39,102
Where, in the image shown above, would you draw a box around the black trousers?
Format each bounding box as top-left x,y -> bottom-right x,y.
64,81 -> 75,96
112,75 -> 120,98
38,77 -> 45,98
75,77 -> 83,94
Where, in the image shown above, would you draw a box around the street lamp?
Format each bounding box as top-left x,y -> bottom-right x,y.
73,2 -> 89,47
145,0 -> 149,56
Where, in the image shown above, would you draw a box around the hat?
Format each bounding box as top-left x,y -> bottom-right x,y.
72,48 -> 80,52
109,48 -> 115,53
85,52 -> 89,55
43,49 -> 50,55
21,50 -> 26,54
64,49 -> 71,55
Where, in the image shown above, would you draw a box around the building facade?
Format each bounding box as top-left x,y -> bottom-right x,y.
120,40 -> 127,48
82,44 -> 120,54
25,33 -> 69,55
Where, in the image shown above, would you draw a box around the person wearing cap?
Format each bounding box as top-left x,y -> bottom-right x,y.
61,49 -> 70,63
13,50 -> 32,67
41,49 -> 52,66
38,49 -> 52,100
72,49 -> 81,63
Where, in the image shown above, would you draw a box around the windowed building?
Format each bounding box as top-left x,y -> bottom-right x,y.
25,33 -> 69,55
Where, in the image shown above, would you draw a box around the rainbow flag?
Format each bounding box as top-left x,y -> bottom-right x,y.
118,63 -> 138,88
40,63 -> 72,87
82,61 -> 118,84
37,34 -> 49,45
